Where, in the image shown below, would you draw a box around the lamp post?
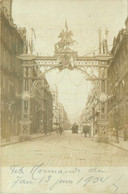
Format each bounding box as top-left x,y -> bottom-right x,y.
98,92 -> 109,143
6,100 -> 14,142
6,103 -> 11,142
17,91 -> 34,141
114,100 -> 120,143
113,81 -> 120,143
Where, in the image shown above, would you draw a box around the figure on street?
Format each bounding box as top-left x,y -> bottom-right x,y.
58,125 -> 63,135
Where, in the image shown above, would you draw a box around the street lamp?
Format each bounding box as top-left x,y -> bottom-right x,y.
6,101 -> 14,142
113,82 -> 120,143
107,83 -> 120,143
99,92 -> 108,103
96,92 -> 109,143
114,102 -> 120,143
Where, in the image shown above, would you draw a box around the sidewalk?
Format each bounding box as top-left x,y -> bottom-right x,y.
1,133 -> 53,147
92,134 -> 128,151
108,135 -> 128,151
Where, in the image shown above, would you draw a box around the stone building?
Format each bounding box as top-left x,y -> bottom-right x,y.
51,86 -> 70,130
80,84 -> 100,135
0,0 -> 53,140
58,103 -> 70,130
31,75 -> 53,135
83,18 -> 128,142
107,17 -> 128,140
51,86 -> 60,130
43,79 -> 53,134
0,0 -> 26,139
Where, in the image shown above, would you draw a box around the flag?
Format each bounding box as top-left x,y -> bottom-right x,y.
65,19 -> 68,31
31,38 -> 33,53
29,39 -> 33,54
31,28 -> 36,39
26,40 -> 28,53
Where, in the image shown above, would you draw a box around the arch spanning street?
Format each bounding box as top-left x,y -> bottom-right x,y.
18,23 -> 112,143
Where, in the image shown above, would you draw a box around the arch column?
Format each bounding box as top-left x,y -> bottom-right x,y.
19,55 -> 34,140
97,62 -> 109,143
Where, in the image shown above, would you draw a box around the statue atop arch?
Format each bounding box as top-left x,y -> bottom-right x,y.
55,20 -> 78,52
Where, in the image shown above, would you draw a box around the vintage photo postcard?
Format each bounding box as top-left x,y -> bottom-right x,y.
0,0 -> 128,193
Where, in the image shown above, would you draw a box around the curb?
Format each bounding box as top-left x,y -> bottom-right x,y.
1,133 -> 53,147
109,142 -> 128,152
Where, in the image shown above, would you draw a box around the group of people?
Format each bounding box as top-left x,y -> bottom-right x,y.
54,122 -> 92,137
55,125 -> 64,135
81,123 -> 91,138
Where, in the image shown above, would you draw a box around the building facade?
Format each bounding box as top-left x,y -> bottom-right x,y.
58,103 -> 70,130
84,18 -> 128,142
0,0 -> 53,140
51,86 -> 70,130
0,0 -> 26,140
30,75 -> 53,135
80,84 -> 100,135
107,18 -> 128,140
51,86 -> 60,130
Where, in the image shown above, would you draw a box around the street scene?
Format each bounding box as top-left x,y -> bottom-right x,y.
1,0 -> 128,169
2,132 -> 128,167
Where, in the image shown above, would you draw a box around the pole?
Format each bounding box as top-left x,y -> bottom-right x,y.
115,97 -> 119,143
127,0 -> 128,17
98,28 -> 102,54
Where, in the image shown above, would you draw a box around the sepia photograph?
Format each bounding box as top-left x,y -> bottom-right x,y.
0,0 -> 128,193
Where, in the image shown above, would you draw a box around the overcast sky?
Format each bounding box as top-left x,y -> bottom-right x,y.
12,0 -> 127,123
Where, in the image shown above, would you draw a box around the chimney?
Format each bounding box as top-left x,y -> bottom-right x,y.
2,0 -> 12,17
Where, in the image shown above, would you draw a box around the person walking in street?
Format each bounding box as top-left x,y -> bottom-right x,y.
82,122 -> 91,138
124,126 -> 128,141
58,125 -> 63,135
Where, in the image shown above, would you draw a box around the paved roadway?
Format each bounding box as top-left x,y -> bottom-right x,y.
1,131 -> 128,166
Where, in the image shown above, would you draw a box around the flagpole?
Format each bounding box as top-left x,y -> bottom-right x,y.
127,0 -> 128,17
65,19 -> 68,31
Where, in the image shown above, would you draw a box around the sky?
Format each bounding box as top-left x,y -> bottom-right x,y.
12,0 -> 127,123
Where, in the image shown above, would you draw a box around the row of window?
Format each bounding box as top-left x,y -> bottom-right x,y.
1,43 -> 22,73
1,74 -> 21,94
1,20 -> 23,54
108,104 -> 128,128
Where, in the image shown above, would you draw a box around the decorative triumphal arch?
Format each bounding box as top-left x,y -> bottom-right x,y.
18,23 -> 112,142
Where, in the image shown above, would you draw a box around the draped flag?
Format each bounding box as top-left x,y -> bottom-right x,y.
31,28 -> 36,39
29,39 -> 33,54
65,19 -> 68,31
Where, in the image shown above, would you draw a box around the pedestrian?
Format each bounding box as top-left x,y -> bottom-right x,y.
124,127 -> 127,141
89,127 -> 91,138
112,128 -> 116,136
59,125 -> 63,135
56,125 -> 59,134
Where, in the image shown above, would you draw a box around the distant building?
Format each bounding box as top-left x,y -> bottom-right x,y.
51,86 -> 60,130
58,103 -> 70,130
81,84 -> 100,135
107,17 -> 128,139
0,0 -> 26,139
51,86 -> 70,130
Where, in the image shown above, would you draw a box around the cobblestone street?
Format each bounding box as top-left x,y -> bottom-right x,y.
2,132 -> 128,167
